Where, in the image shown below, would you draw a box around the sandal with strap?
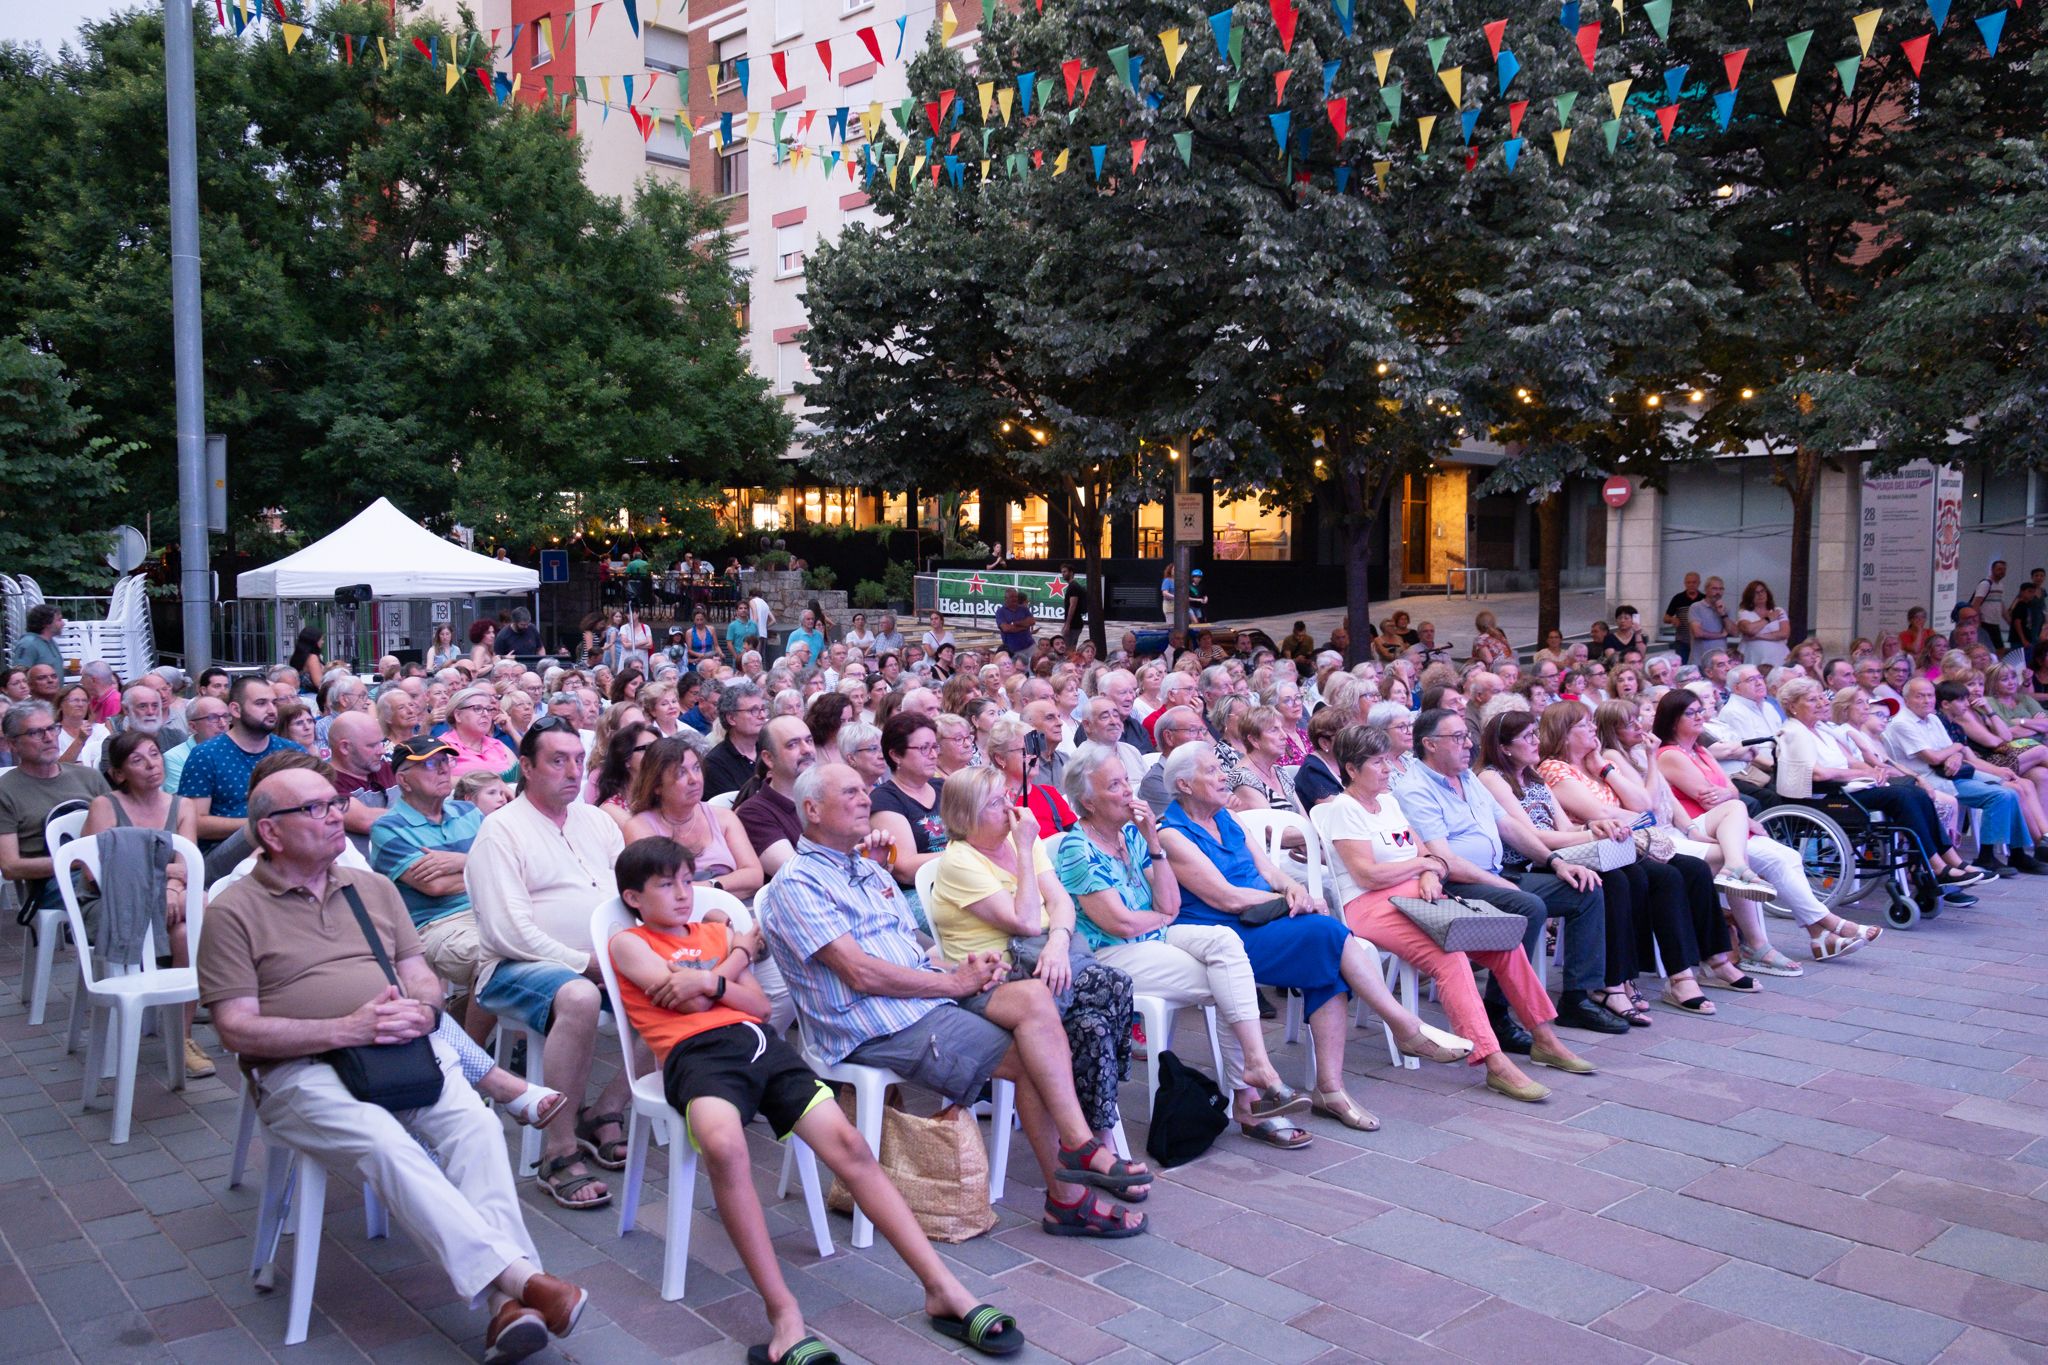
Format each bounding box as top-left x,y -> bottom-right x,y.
575,1109 -> 630,1170
1042,1191 -> 1147,1240
1238,1115 -> 1314,1149
1055,1136 -> 1152,1197
1310,1089 -> 1380,1132
1811,929 -> 1867,962
1596,988 -> 1652,1028
536,1154 -> 611,1210
747,1338 -> 842,1365
503,1085 -> 568,1130
1246,1081 -> 1312,1119
930,1303 -> 1028,1355
1659,984 -> 1716,1015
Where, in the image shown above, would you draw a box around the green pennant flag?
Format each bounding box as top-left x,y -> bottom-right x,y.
574,75 -> 588,101
896,97 -> 916,128
773,110 -> 787,143
1602,116 -> 1622,151
543,75 -> 555,100
980,127 -> 994,154
1426,35 -> 1451,66
1375,118 -> 1393,144
1834,54 -> 1858,96
674,69 -> 689,103
1555,90 -> 1577,123
1642,0 -> 1672,41
982,0 -> 996,28
1173,129 -> 1194,164
1786,29 -> 1812,72
1227,78 -> 1244,110
1381,83 -> 1403,121
1228,25 -> 1243,67
1108,44 -> 1133,89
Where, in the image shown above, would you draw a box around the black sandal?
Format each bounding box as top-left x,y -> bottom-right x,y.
746,1337 -> 841,1365
575,1109 -> 629,1171
1597,988 -> 1652,1028
536,1154 -> 611,1210
1055,1136 -> 1151,1197
1042,1192 -> 1148,1240
930,1303 -> 1027,1355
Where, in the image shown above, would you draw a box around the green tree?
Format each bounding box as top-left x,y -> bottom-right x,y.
0,338 -> 133,589
0,2 -> 787,555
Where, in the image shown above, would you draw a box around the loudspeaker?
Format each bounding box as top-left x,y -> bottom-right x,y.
334,583 -> 374,605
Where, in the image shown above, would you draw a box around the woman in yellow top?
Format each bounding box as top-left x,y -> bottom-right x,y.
928,766 -> 1144,1215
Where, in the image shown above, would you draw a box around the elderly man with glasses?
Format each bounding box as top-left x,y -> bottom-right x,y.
162,695 -> 230,793
0,701 -> 113,909
371,736 -> 495,1044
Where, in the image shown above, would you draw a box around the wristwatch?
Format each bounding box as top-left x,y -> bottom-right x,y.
712,975 -> 728,1001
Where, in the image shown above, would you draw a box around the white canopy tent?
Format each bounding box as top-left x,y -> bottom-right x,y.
236,498 -> 538,599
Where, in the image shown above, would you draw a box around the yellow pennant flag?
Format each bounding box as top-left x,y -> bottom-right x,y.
444,61 -> 461,94
1606,78 -> 1632,116
1418,114 -> 1437,151
980,158 -> 991,181
1184,83 -> 1202,115
1852,8 -> 1881,56
600,75 -> 612,107
376,36 -> 388,67
746,111 -> 760,137
978,80 -> 995,120
1612,0 -> 1625,32
862,102 -> 883,139
941,2 -> 959,45
1439,66 -> 1463,107
281,22 -> 303,54
511,75 -> 521,97
1374,159 -> 1392,191
889,158 -> 901,188
1373,48 -> 1394,84
911,153 -> 928,181
997,87 -> 1015,123
1160,28 -> 1186,79
708,63 -> 720,92
1772,72 -> 1796,113
1055,148 -> 1070,175
1553,128 -> 1571,163
1403,0 -> 1417,16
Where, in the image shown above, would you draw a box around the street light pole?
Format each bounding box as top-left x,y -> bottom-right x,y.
164,0 -> 212,671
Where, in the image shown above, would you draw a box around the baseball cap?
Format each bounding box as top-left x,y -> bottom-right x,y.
393,736 -> 458,764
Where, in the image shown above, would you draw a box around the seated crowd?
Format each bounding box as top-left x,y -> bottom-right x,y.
3,579 -> 2030,1365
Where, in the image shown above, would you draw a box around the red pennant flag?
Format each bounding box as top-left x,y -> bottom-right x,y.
1656,103 -> 1679,140
1062,57 -> 1082,103
925,99 -> 943,133
475,67 -> 492,92
1723,48 -> 1748,89
214,0 -> 224,26
1326,96 -> 1348,140
931,163 -> 941,185
939,88 -> 956,123
1269,0 -> 1298,52
1274,68 -> 1293,103
343,34 -> 354,64
859,26 -> 883,64
1576,22 -> 1601,72
1131,139 -> 1147,171
1080,67 -> 1098,101
816,39 -> 833,80
1507,99 -> 1528,135
1465,149 -> 1479,172
772,52 -> 788,88
589,4 -> 603,37
413,37 -> 433,60
798,108 -> 817,135
948,130 -> 962,152
272,0 -> 287,20
1483,19 -> 1509,60
1032,149 -> 1044,168
1899,32 -> 1930,76
644,74 -> 660,100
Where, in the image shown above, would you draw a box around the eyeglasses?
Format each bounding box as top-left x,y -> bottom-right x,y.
271,796 -> 347,821
1683,706 -> 1704,719
903,742 -> 939,755
456,702 -> 494,714
14,723 -> 58,741
410,757 -> 453,773
1432,731 -> 1472,745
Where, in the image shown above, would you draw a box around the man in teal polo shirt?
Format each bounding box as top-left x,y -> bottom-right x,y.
369,735 -> 491,1042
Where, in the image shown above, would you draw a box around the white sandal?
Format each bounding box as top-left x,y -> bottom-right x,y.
503,1084 -> 569,1129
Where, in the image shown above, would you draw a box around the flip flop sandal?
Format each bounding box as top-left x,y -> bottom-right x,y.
746,1337 -> 841,1365
1041,1193 -> 1148,1240
575,1109 -> 630,1170
1310,1089 -> 1380,1131
1247,1082 -> 1312,1120
1659,987 -> 1716,1015
536,1154 -> 611,1210
930,1304 -> 1028,1355
1054,1136 -> 1152,1197
1238,1116 -> 1314,1149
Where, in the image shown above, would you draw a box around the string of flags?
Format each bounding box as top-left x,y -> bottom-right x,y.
214,0 -> 2022,193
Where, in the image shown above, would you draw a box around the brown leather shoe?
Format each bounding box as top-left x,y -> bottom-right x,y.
482,1302 -> 548,1365
520,1272 -> 589,1338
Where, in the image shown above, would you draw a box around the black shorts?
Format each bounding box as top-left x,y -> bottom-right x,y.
661,1022 -> 833,1147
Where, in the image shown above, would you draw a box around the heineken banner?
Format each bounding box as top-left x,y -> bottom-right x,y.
916,570 -> 1079,624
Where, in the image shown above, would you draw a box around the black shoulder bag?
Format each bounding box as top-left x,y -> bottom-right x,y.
320,884 -> 445,1112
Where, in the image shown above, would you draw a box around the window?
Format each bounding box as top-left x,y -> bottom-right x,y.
842,78 -> 873,140
716,33 -> 746,87
842,0 -> 875,13
719,146 -> 749,197
1212,492 -> 1291,561
775,0 -> 801,42
534,22 -> 553,66
776,223 -> 806,277
645,25 -> 689,74
647,115 -> 692,168
776,343 -> 808,393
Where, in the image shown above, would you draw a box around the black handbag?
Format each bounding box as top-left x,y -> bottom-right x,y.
320,884 -> 445,1112
1144,1050 -> 1229,1168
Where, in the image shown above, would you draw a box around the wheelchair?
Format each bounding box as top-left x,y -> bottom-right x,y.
1751,782 -> 1945,930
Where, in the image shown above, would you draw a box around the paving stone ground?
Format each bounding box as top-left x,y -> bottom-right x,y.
3,876 -> 2047,1365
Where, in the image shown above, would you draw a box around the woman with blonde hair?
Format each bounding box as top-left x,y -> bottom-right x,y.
1473,610 -> 1512,657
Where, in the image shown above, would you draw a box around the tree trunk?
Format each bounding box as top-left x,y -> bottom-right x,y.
1780,446 -> 1821,644
1536,492 -> 1563,642
1338,433 -> 1393,668
1076,480 -> 1110,657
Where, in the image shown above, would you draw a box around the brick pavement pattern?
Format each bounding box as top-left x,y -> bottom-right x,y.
2,882 -> 2046,1365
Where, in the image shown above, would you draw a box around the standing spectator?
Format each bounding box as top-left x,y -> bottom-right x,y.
1687,577 -> 1734,659
0,702 -> 112,910
201,768 -> 589,1362
369,736 -> 493,1044
1663,572 -> 1705,663
178,677 -> 303,846
703,682 -> 768,799
871,612 -> 905,655
1060,566 -> 1094,650
1970,560 -> 2010,651
1734,581 -> 1791,669
1601,606 -> 1646,660
427,623 -> 462,671
2007,582 -> 2045,660
468,720 -> 630,1211
785,610 -> 827,664
288,626 -> 327,697
994,589 -> 1037,659
10,604 -> 65,674
922,610 -> 955,655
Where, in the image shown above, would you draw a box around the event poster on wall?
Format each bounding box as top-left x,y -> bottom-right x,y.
1858,462 -> 1963,642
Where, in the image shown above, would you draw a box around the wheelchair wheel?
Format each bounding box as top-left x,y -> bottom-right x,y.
1755,805 -> 1856,908
1886,892 -> 1921,930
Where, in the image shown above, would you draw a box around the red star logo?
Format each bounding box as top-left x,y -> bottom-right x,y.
966,573 -> 987,594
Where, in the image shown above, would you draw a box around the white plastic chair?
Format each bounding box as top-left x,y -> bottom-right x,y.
707,790 -> 739,811
492,1019 -> 548,1177
20,806 -> 89,1027
55,833 -> 205,1144
589,895 -> 833,1300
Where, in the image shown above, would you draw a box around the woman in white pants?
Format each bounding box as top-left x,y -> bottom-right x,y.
1051,747 -> 1317,1147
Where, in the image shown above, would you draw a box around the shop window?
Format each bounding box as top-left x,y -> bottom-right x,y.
1212,492 -> 1291,561
1136,500 -> 1164,559
1008,497 -> 1050,560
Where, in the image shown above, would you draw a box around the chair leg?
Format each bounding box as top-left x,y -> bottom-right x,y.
229,1087 -> 259,1188
27,913 -> 58,1026
162,1004 -> 185,1092
251,1147 -> 295,1279
1282,991 -> 1302,1045
988,1080 -> 1014,1204
775,1139 -> 796,1199
78,1001 -> 105,1114
1109,1119 -> 1131,1160
617,1113 -> 650,1236
363,1184 -> 388,1240
659,1122 -> 696,1302
64,964 -> 88,1056
850,1080 -> 884,1249
286,1159 -> 327,1346
791,1137 -> 833,1261
110,1001 -> 144,1145
1203,1007 -> 1226,1087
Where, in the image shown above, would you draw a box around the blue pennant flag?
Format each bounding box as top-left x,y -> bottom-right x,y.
828,106 -> 849,140
1270,111 -> 1292,151
622,74 -> 635,106
733,57 -> 749,96
1129,55 -> 1144,90
1663,63 -> 1688,103
1712,89 -> 1736,129
493,72 -> 513,104
1926,0 -> 1951,30
1461,107 -> 1480,143
508,24 -> 523,56
1503,137 -> 1523,170
720,111 -> 733,145
895,15 -> 908,57
622,0 -> 639,36
1090,144 -> 1107,179
1335,165 -> 1353,192
951,98 -> 964,128
1560,0 -> 1580,32
1332,0 -> 1355,38
1498,50 -> 1521,95
1209,9 -> 1233,60
1323,60 -> 1341,99
1147,92 -> 1164,109
1976,8 -> 2005,53
1018,72 -> 1036,115
943,154 -> 963,187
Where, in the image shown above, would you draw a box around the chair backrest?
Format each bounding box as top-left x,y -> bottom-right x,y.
707,790 -> 738,811
44,805 -> 91,855
55,833 -> 205,989
1234,808 -> 1324,905
590,885 -> 755,1085
912,857 -> 941,938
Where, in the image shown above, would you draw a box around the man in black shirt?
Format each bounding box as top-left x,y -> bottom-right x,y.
1662,574 -> 1704,663
1059,565 -> 1093,650
495,607 -> 543,656
702,681 -> 768,799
